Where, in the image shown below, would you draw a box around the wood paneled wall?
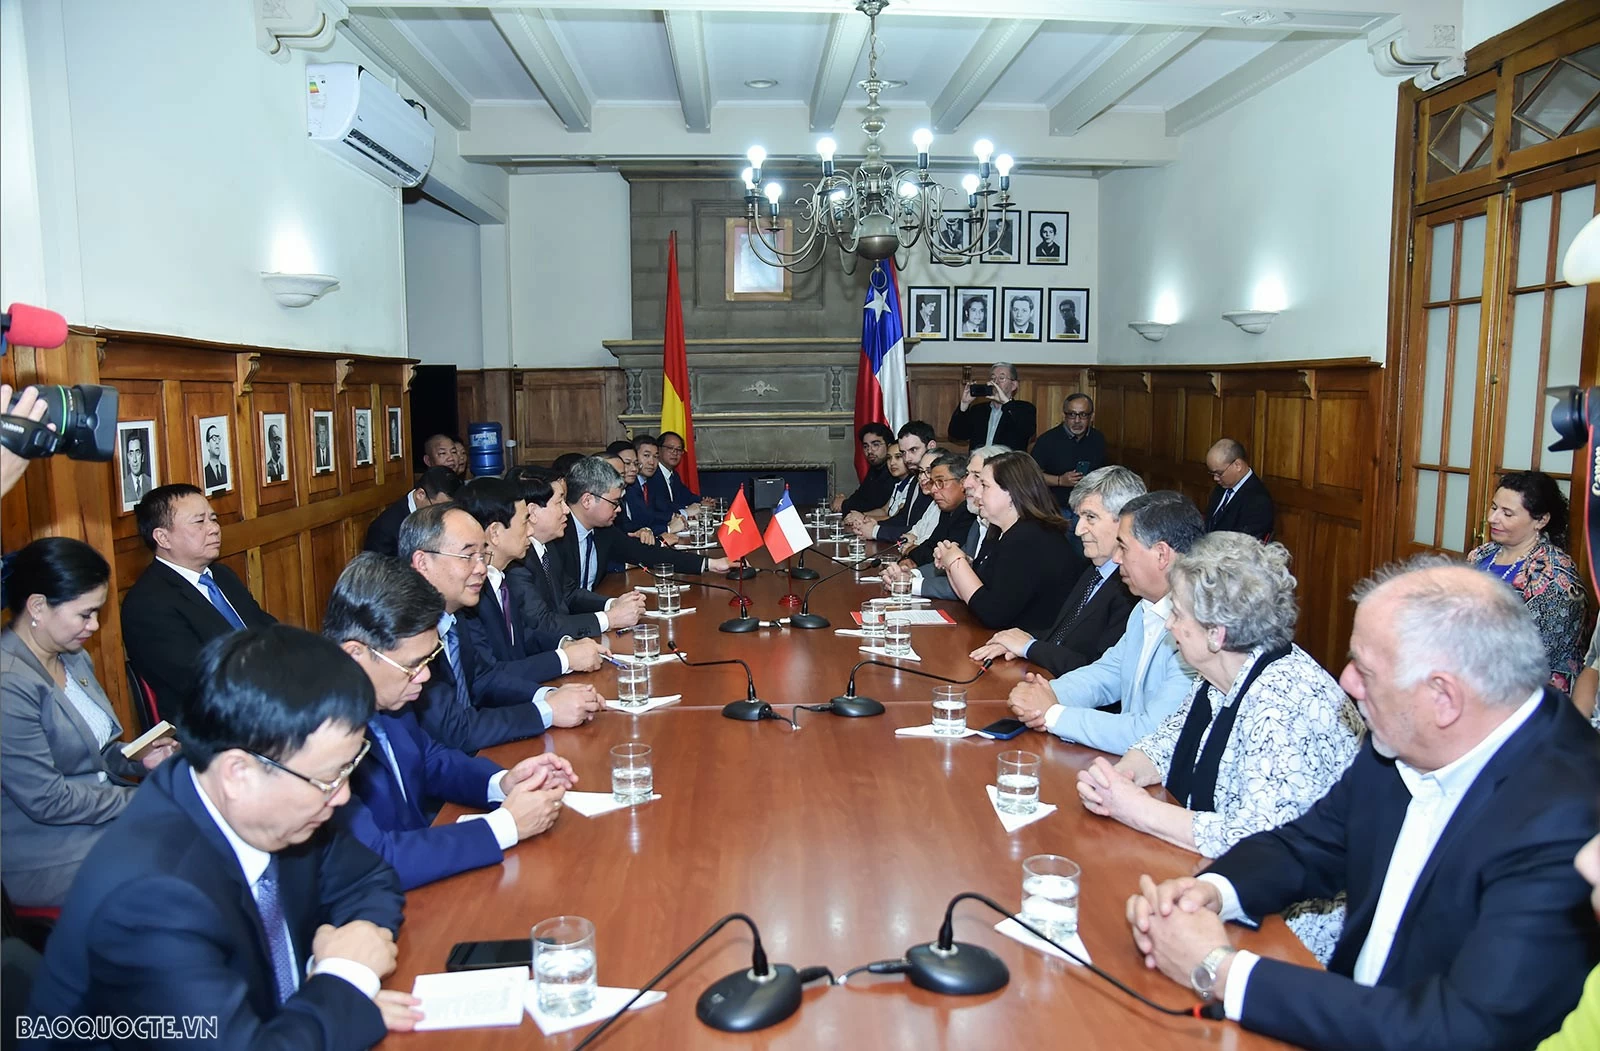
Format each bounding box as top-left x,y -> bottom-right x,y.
458,368 -> 628,465
1,332 -> 417,735
906,363 -> 1095,446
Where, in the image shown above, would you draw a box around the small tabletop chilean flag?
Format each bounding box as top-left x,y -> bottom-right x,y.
762,489 -> 813,562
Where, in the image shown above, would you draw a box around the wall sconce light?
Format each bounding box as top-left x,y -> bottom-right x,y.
1221,310 -> 1277,334
261,272 -> 339,308
1128,322 -> 1170,342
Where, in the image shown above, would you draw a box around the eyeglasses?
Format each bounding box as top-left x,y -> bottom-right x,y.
369,638 -> 446,682
246,739 -> 370,798
1065,412 -> 1092,420
596,493 -> 624,511
422,548 -> 491,565
1208,461 -> 1238,480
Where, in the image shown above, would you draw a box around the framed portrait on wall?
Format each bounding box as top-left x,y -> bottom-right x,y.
116,420 -> 159,513
935,212 -> 968,262
1001,287 -> 1044,342
1048,288 -> 1090,342
312,410 -> 335,475
981,208 -> 1022,264
725,218 -> 793,301
954,287 -> 996,341
197,415 -> 233,495
908,286 -> 949,340
1028,211 -> 1068,265
353,407 -> 373,467
261,413 -> 289,486
387,406 -> 403,461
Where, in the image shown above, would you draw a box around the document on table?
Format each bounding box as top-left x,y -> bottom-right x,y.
410,966 -> 528,1030
851,608 -> 956,626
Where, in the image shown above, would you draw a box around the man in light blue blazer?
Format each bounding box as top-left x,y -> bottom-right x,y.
1008,491 -> 1203,754
323,554 -> 575,891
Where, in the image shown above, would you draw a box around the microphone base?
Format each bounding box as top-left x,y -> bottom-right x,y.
787,612 -> 830,630
719,615 -> 762,633
722,700 -> 775,721
696,964 -> 802,1033
725,565 -> 758,581
789,566 -> 821,581
906,941 -> 1010,996
777,593 -> 803,608
828,694 -> 884,718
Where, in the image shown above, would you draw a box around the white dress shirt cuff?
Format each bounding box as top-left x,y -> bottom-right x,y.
310,958 -> 381,999
532,688 -> 555,727
910,576 -> 924,597
487,769 -> 509,804
474,807 -> 520,851
1196,872 -> 1249,923
1044,703 -> 1065,731
556,647 -> 572,675
594,611 -> 610,632
1222,950 -> 1259,1022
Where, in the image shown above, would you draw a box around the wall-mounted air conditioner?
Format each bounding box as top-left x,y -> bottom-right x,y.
306,63 -> 435,188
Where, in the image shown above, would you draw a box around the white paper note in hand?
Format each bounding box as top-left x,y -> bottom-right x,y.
984,784 -> 1058,832
525,985 -> 667,1035
411,966 -> 528,1030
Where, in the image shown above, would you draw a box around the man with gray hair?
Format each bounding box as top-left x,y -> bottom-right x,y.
1125,559 -> 1600,1051
949,363 -> 1036,451
559,456 -> 728,590
972,465 -> 1143,676
1008,490 -> 1202,752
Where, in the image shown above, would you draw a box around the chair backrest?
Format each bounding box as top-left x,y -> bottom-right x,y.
123,657 -> 160,732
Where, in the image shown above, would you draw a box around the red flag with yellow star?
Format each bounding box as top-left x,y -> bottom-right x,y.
716,487 -> 763,562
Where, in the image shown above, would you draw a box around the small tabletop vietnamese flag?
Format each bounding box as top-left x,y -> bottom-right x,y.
762,489 -> 812,562
717,488 -> 764,562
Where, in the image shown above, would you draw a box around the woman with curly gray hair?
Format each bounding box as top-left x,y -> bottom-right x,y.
1075,530 -> 1363,962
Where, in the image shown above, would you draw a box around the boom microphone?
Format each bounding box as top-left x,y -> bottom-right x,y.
0,303 -> 69,352
682,578 -> 774,633
808,657 -> 992,719
786,548 -> 897,630
666,642 -> 787,724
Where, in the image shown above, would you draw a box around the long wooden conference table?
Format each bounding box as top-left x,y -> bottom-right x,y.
385,547 -> 1314,1049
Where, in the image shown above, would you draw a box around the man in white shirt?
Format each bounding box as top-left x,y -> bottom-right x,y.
1125,560 -> 1600,1051
883,445 -> 1007,600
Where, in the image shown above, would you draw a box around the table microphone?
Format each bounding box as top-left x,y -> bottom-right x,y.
812,657 -> 991,719
568,912 -> 833,1048
666,643 -> 785,723
681,578 -> 770,633
787,550 -> 896,630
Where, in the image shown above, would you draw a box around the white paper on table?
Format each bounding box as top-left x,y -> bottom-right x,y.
632,585 -> 659,595
525,985 -> 667,1036
410,966 -> 528,1030
993,918 -> 1092,966
984,784 -> 1058,832
858,644 -> 922,662
641,608 -> 697,619
855,575 -> 883,583
603,694 -> 681,715
879,609 -> 955,625
895,723 -> 981,739
560,790 -> 662,817
612,653 -> 680,667
834,628 -> 868,638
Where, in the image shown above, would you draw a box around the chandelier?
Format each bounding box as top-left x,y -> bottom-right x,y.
738,0 -> 1016,274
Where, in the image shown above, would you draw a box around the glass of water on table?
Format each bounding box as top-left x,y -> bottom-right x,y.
1021,854 -> 1081,944
611,742 -> 653,804
533,915 -> 597,1017
932,685 -> 967,735
617,661 -> 650,709
996,750 -> 1040,812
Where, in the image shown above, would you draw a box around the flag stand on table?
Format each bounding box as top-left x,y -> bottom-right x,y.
717,489 -> 763,605
764,487 -> 813,609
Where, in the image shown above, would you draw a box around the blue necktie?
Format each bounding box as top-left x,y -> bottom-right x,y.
198,571 -> 246,630
369,721 -> 407,804
443,624 -> 471,712
254,858 -> 297,1004
583,533 -> 597,590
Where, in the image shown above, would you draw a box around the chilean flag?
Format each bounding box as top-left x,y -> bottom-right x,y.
762,488 -> 813,562
852,260 -> 909,479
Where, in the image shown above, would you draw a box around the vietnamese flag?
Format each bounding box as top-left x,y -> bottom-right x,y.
717,487 -> 763,562
660,231 -> 700,492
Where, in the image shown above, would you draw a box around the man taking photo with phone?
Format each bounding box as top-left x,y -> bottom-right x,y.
948,362 -> 1036,452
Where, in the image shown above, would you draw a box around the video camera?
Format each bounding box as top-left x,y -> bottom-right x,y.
1545,215 -> 1600,591
0,303 -> 118,463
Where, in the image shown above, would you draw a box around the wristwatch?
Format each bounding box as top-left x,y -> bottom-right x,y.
1190,945 -> 1237,1001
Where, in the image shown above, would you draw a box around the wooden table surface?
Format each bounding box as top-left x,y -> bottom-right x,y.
383,548 -> 1311,1049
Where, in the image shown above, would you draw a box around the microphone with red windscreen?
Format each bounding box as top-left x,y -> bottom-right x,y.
1,303 -> 69,352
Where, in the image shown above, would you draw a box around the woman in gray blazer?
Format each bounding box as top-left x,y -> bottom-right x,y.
2,538 -> 178,907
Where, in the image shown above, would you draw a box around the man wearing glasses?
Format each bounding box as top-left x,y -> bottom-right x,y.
324,554 -> 575,892
896,453 -> 976,568
1204,437 -> 1275,540
1033,394 -> 1108,508
561,457 -> 728,591
28,626 -> 412,1046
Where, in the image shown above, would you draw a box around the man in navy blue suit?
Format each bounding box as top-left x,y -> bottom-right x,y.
655,431 -> 702,514
1126,560 -> 1600,1051
324,553 -> 575,890
600,443 -> 661,544
26,626 -> 414,1047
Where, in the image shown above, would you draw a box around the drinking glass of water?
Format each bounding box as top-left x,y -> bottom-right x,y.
652,563 -> 676,589
533,916 -> 597,1018
632,624 -> 660,660
860,600 -> 887,642
996,750 -> 1041,813
886,576 -> 913,604
849,535 -> 866,562
657,582 -> 681,616
884,614 -> 912,656
611,742 -> 653,804
932,685 -> 967,735
1020,855 -> 1080,943
617,662 -> 650,709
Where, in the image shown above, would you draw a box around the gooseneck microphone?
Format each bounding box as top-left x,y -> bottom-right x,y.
683,578 -> 767,633
569,912 -> 833,1048
809,657 -> 992,719
667,643 -> 788,724
787,547 -> 895,630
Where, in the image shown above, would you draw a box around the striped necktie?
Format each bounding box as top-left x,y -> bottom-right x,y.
254,859 -> 297,1004
443,623 -> 471,711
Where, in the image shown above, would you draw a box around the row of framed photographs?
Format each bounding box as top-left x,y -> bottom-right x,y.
934,209 -> 1068,266
908,286 -> 1089,343
115,406 -> 404,512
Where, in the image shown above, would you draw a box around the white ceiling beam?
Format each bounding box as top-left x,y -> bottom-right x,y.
339,12 -> 472,129
930,18 -> 1044,135
662,11 -> 712,132
489,8 -> 593,131
1049,26 -> 1204,135
1165,32 -> 1346,135
808,12 -> 871,134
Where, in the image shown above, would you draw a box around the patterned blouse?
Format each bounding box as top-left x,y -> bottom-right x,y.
1468,537 -> 1586,692
1132,644 -> 1365,963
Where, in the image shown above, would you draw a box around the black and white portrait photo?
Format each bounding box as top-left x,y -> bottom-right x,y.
198,414 -> 232,495
117,421 -> 158,512
954,287 -> 996,341
261,413 -> 288,485
312,410 -> 334,475
908,286 -> 948,340
936,213 -> 967,259
1029,211 -> 1068,265
353,407 -> 373,467
1001,287 -> 1043,342
982,209 -> 1021,264
1048,287 -> 1090,343
387,406 -> 403,461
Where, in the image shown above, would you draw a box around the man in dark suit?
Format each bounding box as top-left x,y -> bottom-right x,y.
834,422 -> 896,514
120,431 -> 153,504
324,554 -> 573,890
899,452 -> 974,565
202,424 -> 228,491
850,422 -> 942,546
970,466 -> 1143,676
560,456 -> 729,592
600,442 -> 659,543
1204,438 -> 1274,540
399,504 -> 600,754
655,431 -> 702,515
631,434 -> 677,534
1126,563 -> 1600,1051
26,626 -> 410,1047
362,466 -> 462,557
122,484 -> 277,716
507,471 -> 648,640
948,363 -> 1036,452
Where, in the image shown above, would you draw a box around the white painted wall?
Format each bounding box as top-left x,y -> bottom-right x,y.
1098,39 -> 1398,365
508,172 -> 633,367
899,173 -> 1099,366
403,197 -> 484,369
1463,0 -> 1563,50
